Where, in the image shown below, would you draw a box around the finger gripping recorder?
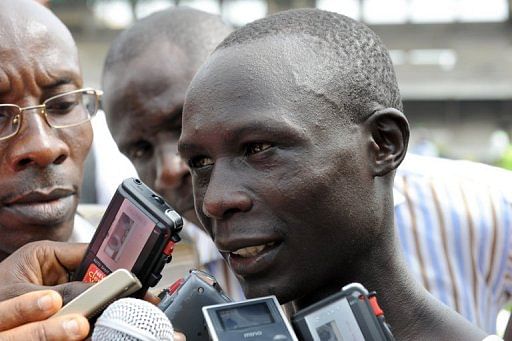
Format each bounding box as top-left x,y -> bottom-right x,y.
73,178 -> 183,296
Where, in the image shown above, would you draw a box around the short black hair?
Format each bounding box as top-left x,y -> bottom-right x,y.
104,7 -> 232,74
216,8 -> 402,122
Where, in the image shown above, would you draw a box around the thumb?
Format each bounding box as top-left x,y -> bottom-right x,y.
0,314 -> 89,341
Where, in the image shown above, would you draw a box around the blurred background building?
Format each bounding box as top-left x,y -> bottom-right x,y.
45,0 -> 512,200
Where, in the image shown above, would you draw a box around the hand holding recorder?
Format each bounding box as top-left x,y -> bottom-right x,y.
0,241 -> 91,304
0,290 -> 89,341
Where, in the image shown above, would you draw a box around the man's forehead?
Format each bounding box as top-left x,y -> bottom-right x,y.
184,35 -> 331,122
107,47 -> 192,89
0,0 -> 79,69
181,34 -> 355,153
0,0 -> 73,38
103,62 -> 190,125
179,110 -> 306,154
104,41 -> 193,102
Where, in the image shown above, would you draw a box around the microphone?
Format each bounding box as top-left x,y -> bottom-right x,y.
92,298 -> 175,341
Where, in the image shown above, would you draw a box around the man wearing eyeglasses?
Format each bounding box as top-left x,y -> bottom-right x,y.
0,0 -> 101,262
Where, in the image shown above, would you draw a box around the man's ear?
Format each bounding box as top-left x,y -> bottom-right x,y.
365,108 -> 409,177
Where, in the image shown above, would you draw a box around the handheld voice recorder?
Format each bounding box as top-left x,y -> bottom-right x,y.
203,296 -> 298,341
73,178 -> 183,295
55,269 -> 141,319
159,269 -> 231,340
292,283 -> 394,341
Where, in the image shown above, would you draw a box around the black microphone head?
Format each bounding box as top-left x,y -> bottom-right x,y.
92,298 -> 174,341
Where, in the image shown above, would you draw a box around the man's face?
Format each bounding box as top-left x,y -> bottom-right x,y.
0,4 -> 92,255
103,42 -> 198,225
180,37 -> 380,302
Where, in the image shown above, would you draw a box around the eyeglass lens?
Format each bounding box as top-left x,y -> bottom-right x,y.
0,106 -> 21,140
0,90 -> 98,140
45,90 -> 98,127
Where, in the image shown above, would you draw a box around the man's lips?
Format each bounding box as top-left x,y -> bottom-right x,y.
217,237 -> 283,276
230,242 -> 278,257
1,188 -> 76,226
5,188 -> 75,205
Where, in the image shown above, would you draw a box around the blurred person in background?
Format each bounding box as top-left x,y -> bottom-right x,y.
101,7 -> 243,300
0,0 -> 98,262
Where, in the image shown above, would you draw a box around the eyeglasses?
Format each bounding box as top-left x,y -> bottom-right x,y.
0,88 -> 103,141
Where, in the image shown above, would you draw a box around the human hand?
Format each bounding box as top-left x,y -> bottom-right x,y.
0,241 -> 91,304
0,290 -> 89,340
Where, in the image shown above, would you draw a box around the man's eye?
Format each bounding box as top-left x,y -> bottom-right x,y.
245,142 -> 272,155
46,99 -> 78,115
189,156 -> 214,169
128,141 -> 153,160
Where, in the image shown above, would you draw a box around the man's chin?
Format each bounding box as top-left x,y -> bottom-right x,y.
0,194 -> 77,227
240,277 -> 297,304
0,219 -> 74,253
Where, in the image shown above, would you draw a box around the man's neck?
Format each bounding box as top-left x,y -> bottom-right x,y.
291,234 -> 487,341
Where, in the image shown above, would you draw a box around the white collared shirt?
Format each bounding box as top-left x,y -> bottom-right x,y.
68,213 -> 96,243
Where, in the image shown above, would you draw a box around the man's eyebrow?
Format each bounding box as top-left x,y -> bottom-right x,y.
225,119 -> 307,142
43,78 -> 75,89
178,118 -> 306,155
42,74 -> 81,90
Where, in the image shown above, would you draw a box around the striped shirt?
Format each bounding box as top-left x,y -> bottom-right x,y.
394,154 -> 512,333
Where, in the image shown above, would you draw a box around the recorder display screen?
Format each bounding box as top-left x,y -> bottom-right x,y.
96,199 -> 156,270
304,297 -> 365,341
217,303 -> 274,331
316,320 -> 344,341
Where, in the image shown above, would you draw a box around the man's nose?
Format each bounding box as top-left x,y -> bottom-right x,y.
201,162 -> 252,220
5,109 -> 69,172
154,148 -> 190,192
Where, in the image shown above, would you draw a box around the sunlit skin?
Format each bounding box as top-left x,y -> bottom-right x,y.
103,41 -> 206,227
0,0 -> 93,260
180,35 -> 488,340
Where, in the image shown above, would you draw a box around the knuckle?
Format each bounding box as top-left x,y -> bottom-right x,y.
11,297 -> 27,322
33,322 -> 50,341
0,332 -> 14,341
25,321 -> 51,341
0,321 -> 49,341
24,240 -> 53,260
